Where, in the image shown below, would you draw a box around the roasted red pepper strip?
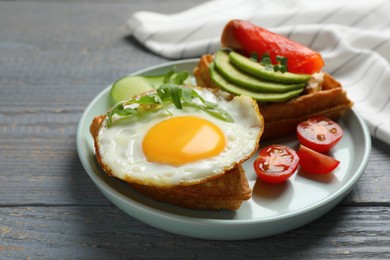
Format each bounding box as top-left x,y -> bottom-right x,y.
221,19 -> 325,74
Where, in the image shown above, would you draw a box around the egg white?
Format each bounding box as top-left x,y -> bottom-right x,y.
96,88 -> 263,187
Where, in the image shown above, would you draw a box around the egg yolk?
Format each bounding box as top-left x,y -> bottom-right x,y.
142,116 -> 226,166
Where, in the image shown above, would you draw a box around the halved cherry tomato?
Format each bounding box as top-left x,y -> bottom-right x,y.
254,145 -> 299,184
297,145 -> 340,174
221,19 -> 324,74
297,116 -> 343,153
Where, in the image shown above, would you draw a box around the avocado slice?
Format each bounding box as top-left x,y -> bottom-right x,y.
209,62 -> 304,102
229,51 -> 311,84
214,50 -> 306,93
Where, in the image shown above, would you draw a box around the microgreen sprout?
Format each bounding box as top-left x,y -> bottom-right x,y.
253,52 -> 289,73
249,52 -> 259,62
107,84 -> 234,127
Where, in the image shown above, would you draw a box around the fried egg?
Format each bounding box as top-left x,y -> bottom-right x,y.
95,87 -> 263,187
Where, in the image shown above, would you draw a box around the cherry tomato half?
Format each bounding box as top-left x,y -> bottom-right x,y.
254,145 -> 299,184
297,145 -> 340,174
297,116 -> 343,153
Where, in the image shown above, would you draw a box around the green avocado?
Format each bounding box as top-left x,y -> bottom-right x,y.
229,51 -> 311,84
214,50 -> 306,93
209,62 -> 304,102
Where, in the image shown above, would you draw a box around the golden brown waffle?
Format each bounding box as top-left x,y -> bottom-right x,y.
90,115 -> 252,211
193,54 -> 353,140
129,164 -> 251,210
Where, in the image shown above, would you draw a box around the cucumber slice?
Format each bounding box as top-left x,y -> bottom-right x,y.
110,75 -> 164,104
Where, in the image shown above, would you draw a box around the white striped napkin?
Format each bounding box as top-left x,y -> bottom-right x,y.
128,0 -> 390,145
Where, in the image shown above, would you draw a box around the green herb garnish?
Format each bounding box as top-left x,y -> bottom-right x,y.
260,53 -> 272,65
255,52 -> 289,73
275,55 -> 288,73
163,67 -> 190,85
107,84 -> 234,127
249,52 -> 259,62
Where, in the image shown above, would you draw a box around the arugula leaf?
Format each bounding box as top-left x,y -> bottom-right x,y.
107,84 -> 234,127
162,67 -> 190,85
163,68 -> 175,84
106,101 -> 140,127
173,71 -> 190,85
187,103 -> 234,123
170,85 -> 182,109
181,87 -> 193,104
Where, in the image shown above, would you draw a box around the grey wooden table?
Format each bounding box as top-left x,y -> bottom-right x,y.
1,0 -> 390,259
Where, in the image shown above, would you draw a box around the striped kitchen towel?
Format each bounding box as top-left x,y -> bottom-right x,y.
128,0 -> 390,145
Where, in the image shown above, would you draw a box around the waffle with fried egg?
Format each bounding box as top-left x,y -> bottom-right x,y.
90,86 -> 264,210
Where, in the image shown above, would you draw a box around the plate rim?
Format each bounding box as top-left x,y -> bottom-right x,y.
76,59 -> 371,234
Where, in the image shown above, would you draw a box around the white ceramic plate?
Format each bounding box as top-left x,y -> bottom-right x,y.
76,60 -> 371,240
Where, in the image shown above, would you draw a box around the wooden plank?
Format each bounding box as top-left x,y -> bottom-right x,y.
342,137 -> 390,205
0,1 -> 390,206
1,116 -> 389,205
0,2 -> 168,89
0,206 -> 389,258
0,0 -> 205,206
0,1 -> 204,87
0,0 -> 389,258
